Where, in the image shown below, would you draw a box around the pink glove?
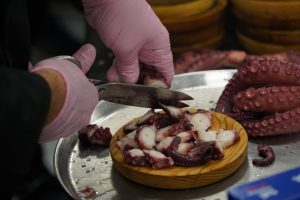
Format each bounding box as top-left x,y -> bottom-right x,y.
82,0 -> 175,86
32,44 -> 98,143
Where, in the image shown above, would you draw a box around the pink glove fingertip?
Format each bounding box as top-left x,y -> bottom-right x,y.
73,43 -> 96,73
106,61 -> 121,82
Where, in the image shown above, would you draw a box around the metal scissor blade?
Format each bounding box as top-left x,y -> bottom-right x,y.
95,82 -> 193,108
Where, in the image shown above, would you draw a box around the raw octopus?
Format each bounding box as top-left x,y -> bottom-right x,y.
79,124 -> 112,146
252,144 -> 275,167
215,57 -> 300,137
116,105 -> 240,169
174,49 -> 300,74
176,48 -> 300,137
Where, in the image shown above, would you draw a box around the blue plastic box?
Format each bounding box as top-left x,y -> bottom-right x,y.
227,166 -> 300,200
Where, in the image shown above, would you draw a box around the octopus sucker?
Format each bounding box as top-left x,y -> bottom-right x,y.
216,57 -> 300,137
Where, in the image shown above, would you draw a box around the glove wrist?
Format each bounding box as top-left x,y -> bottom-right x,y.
34,69 -> 66,126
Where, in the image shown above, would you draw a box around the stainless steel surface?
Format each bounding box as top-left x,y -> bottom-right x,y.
96,82 -> 193,108
54,70 -> 300,200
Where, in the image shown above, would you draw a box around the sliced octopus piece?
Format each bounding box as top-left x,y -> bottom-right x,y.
216,129 -> 240,148
136,125 -> 157,150
124,148 -> 147,166
143,149 -> 174,169
185,110 -> 212,132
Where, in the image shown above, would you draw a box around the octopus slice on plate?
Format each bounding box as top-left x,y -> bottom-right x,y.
124,148 -> 147,166
143,149 -> 174,169
136,125 -> 157,150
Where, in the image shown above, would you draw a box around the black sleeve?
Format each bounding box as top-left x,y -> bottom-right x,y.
0,67 -> 51,184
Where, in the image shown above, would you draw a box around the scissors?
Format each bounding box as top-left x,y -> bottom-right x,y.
55,56 -> 193,108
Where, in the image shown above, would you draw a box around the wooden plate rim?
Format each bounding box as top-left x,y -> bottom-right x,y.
110,110 -> 248,177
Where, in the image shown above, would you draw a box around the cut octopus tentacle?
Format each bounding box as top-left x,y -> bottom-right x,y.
155,118 -> 192,142
216,129 -> 240,148
185,110 -> 212,132
136,125 -> 157,150
252,144 -> 275,166
79,124 -> 112,146
143,149 -> 174,169
124,148 -> 147,166
165,137 -> 222,167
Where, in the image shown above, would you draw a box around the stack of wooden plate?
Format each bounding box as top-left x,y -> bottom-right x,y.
148,0 -> 228,55
231,0 -> 300,54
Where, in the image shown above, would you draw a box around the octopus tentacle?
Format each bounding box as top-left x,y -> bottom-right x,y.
165,137 -> 220,167
252,144 -> 275,166
216,58 -> 300,114
242,107 -> 300,137
233,86 -> 300,113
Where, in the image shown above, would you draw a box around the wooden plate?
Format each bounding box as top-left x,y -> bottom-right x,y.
110,111 -> 248,189
152,0 -> 214,21
237,30 -> 300,54
231,0 -> 300,18
148,0 -> 196,6
231,0 -> 300,29
170,21 -> 223,46
172,31 -> 224,55
163,0 -> 227,33
238,24 -> 300,45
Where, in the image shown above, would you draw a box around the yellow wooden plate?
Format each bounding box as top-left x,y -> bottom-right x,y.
152,0 -> 214,21
163,0 -> 227,33
148,0 -> 196,6
170,21 -> 223,46
231,0 -> 300,29
172,31 -> 224,56
238,24 -> 300,45
231,0 -> 300,18
110,110 -> 248,189
237,30 -> 300,54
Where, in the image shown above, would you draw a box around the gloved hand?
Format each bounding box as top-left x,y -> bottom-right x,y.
82,0 -> 175,86
31,44 -> 98,143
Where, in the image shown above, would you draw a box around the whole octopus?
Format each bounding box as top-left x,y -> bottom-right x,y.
175,49 -> 300,138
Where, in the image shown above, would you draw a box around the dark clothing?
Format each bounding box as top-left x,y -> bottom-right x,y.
0,0 -> 51,198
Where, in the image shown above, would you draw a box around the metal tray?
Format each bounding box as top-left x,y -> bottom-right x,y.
54,70 -> 300,200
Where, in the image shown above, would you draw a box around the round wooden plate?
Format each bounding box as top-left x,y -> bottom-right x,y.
170,21 -> 223,46
237,30 -> 300,54
238,24 -> 300,45
231,0 -> 300,18
110,111 -> 248,189
231,0 -> 300,29
163,0 -> 227,33
148,0 -> 196,6
172,31 -> 224,55
152,0 -> 214,21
